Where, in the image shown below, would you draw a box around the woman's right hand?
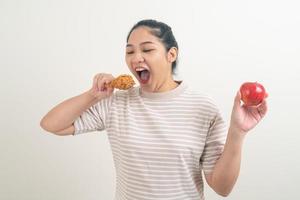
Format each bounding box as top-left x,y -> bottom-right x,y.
88,73 -> 115,100
40,73 -> 115,135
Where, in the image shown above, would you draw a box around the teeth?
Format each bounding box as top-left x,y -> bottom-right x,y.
135,67 -> 149,71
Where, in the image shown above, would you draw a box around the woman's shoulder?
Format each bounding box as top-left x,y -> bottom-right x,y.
181,86 -> 220,112
183,87 -> 216,102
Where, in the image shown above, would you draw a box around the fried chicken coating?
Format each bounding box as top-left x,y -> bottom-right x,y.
108,74 -> 135,90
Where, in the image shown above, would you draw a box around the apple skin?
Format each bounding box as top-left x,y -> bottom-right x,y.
240,82 -> 266,106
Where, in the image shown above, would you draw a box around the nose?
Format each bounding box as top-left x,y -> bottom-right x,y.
132,52 -> 144,64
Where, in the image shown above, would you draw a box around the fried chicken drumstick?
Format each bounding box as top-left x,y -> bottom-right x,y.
106,74 -> 135,90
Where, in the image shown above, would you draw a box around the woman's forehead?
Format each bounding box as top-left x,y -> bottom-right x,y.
127,27 -> 160,45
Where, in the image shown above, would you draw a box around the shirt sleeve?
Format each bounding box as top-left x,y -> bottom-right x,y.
200,109 -> 227,174
73,95 -> 113,135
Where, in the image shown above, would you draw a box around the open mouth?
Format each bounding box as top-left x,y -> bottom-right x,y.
135,67 -> 150,84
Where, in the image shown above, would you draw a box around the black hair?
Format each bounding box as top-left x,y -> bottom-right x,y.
126,19 -> 179,74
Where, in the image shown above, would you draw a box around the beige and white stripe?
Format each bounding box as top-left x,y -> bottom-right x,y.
74,82 -> 227,200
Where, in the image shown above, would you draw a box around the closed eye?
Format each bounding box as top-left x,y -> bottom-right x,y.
143,49 -> 154,53
126,49 -> 154,55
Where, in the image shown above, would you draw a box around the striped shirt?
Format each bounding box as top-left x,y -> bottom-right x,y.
74,81 -> 227,200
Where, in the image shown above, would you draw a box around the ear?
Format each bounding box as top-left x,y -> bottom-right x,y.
167,47 -> 178,63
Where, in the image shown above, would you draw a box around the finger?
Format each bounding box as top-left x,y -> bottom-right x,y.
265,92 -> 269,99
98,76 -> 107,91
106,86 -> 114,95
96,74 -> 106,92
104,79 -> 112,89
233,91 -> 242,109
93,74 -> 100,92
258,100 -> 268,116
104,75 -> 115,88
99,75 -> 113,91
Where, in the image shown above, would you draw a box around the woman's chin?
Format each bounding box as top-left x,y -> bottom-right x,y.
140,79 -> 149,85
139,81 -> 153,91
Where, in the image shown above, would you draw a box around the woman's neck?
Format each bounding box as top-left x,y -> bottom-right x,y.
141,77 -> 179,93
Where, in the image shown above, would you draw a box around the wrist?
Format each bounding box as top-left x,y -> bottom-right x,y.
84,90 -> 101,105
227,126 -> 247,143
223,127 -> 245,156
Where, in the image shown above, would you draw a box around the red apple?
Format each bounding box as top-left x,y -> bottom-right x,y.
240,82 -> 266,106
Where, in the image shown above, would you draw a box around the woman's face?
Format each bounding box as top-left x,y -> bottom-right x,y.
125,27 -> 176,92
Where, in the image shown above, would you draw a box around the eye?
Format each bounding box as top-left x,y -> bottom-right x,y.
143,49 -> 154,53
126,51 -> 134,55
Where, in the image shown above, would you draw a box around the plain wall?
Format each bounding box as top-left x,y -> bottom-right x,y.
1,0 -> 300,199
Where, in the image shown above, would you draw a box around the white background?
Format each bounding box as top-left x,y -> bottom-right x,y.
1,0 -> 300,199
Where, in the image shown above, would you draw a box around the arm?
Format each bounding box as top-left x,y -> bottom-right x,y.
204,127 -> 244,196
40,73 -> 114,135
40,91 -> 99,135
205,92 -> 268,196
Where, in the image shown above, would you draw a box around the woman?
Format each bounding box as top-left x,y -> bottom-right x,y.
40,19 -> 268,200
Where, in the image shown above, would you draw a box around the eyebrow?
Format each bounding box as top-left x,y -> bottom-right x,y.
126,41 -> 155,47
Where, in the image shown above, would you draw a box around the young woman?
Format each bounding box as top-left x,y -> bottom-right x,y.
40,19 -> 268,200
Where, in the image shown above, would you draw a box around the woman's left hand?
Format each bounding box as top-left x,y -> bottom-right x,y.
230,91 -> 268,134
